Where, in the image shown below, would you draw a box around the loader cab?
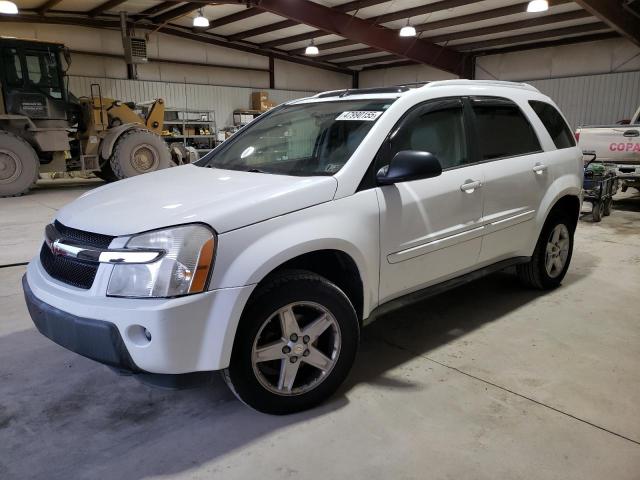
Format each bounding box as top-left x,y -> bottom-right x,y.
0,38 -> 70,121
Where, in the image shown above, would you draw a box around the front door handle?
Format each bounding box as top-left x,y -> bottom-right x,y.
623,130 -> 639,137
460,180 -> 482,193
533,163 -> 548,174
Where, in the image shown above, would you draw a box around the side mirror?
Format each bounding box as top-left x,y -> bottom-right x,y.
376,150 -> 442,185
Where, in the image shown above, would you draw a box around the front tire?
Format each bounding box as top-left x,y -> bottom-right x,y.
224,270 -> 359,414
110,129 -> 171,180
0,130 -> 39,197
517,213 -> 574,290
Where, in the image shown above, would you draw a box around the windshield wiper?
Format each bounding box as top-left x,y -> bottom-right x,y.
246,168 -> 266,173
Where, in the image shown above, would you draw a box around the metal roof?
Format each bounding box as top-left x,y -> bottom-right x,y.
1,1 -> 637,76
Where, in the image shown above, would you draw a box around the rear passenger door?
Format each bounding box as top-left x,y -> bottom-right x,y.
469,97 -> 550,263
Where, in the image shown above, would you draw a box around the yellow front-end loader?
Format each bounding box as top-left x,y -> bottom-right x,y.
0,37 -> 176,197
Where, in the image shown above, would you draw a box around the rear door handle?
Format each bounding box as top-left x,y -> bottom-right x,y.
623,130 -> 639,137
533,163 -> 548,174
460,180 -> 482,193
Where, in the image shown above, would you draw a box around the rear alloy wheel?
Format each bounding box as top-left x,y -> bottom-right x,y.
517,213 -> 574,290
224,270 -> 359,414
110,129 -> 171,180
0,130 -> 39,197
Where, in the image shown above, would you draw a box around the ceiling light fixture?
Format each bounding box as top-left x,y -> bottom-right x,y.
305,39 -> 319,56
526,0 -> 549,12
399,18 -> 416,37
0,1 -> 19,14
193,9 -> 209,28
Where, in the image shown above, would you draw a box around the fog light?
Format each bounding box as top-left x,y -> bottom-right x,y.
127,325 -> 152,346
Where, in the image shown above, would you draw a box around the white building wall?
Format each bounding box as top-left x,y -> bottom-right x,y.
475,37 -> 640,128
475,38 -> 640,81
359,63 -> 458,87
68,76 -> 316,128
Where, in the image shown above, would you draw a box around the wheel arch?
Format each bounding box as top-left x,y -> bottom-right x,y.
255,249 -> 365,322
99,123 -> 140,160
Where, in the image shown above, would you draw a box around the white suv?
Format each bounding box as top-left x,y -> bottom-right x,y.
23,80 -> 583,414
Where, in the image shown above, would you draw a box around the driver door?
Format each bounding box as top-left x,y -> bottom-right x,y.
376,97 -> 485,304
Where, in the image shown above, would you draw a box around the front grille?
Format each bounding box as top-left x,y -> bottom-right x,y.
53,220 -> 114,248
40,222 -> 116,289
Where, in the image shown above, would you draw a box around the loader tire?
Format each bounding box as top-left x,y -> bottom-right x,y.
110,129 -> 171,180
0,130 -> 39,197
94,161 -> 118,182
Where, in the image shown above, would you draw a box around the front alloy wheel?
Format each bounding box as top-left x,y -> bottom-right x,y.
251,302 -> 341,395
224,270 -> 359,414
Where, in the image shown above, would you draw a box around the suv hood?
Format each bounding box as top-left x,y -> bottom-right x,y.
56,165 -> 338,236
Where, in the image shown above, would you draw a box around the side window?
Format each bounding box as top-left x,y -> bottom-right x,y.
1,48 -> 23,86
387,99 -> 468,170
529,100 -> 576,149
471,97 -> 541,160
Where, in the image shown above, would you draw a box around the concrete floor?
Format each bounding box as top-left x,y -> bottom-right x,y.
1,179 -> 639,480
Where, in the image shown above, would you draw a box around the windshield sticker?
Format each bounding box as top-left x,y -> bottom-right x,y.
336,111 -> 382,121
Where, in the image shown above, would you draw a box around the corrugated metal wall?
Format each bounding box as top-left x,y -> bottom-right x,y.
68,76 -> 317,128
527,70 -> 640,128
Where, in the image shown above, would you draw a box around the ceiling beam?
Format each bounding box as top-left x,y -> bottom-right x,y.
456,22 -> 610,50
413,0 -> 573,33
427,10 -> 593,44
233,0 -> 390,44
361,59 -> 417,71
573,0 -> 640,47
152,3 -> 202,24
368,0 -> 477,24
36,0 -> 63,15
87,0 -> 129,17
290,39 -> 357,55
317,47 -> 378,61
336,54 -> 402,68
207,7 -> 263,29
263,0 -> 478,48
135,1 -> 181,17
231,19 -> 298,40
255,0 -> 466,74
474,31 -> 621,56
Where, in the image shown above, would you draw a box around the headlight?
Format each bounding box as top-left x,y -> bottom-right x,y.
107,224 -> 216,298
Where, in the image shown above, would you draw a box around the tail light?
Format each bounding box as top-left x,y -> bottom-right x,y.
574,131 -> 580,142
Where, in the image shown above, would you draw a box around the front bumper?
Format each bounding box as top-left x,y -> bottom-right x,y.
24,259 -> 255,374
23,275 -> 139,371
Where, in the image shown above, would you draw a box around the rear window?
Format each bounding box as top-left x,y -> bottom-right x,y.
471,97 -> 541,160
529,100 -> 576,149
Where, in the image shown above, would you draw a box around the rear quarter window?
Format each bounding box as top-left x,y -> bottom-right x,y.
529,100 -> 576,149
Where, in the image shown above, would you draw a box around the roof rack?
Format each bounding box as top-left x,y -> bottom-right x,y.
425,79 -> 539,92
314,86 -> 409,98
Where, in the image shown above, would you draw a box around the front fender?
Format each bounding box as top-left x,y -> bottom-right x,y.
211,190 -> 380,319
99,123 -> 140,160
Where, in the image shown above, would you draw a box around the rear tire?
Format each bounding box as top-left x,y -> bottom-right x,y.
0,130 -> 39,197
93,161 -> 117,182
110,129 -> 171,180
517,212 -> 574,290
223,270 -> 359,414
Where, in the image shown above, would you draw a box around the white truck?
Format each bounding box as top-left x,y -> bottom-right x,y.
576,106 -> 640,192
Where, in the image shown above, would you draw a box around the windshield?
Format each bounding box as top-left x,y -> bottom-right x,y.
199,99 -> 395,176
